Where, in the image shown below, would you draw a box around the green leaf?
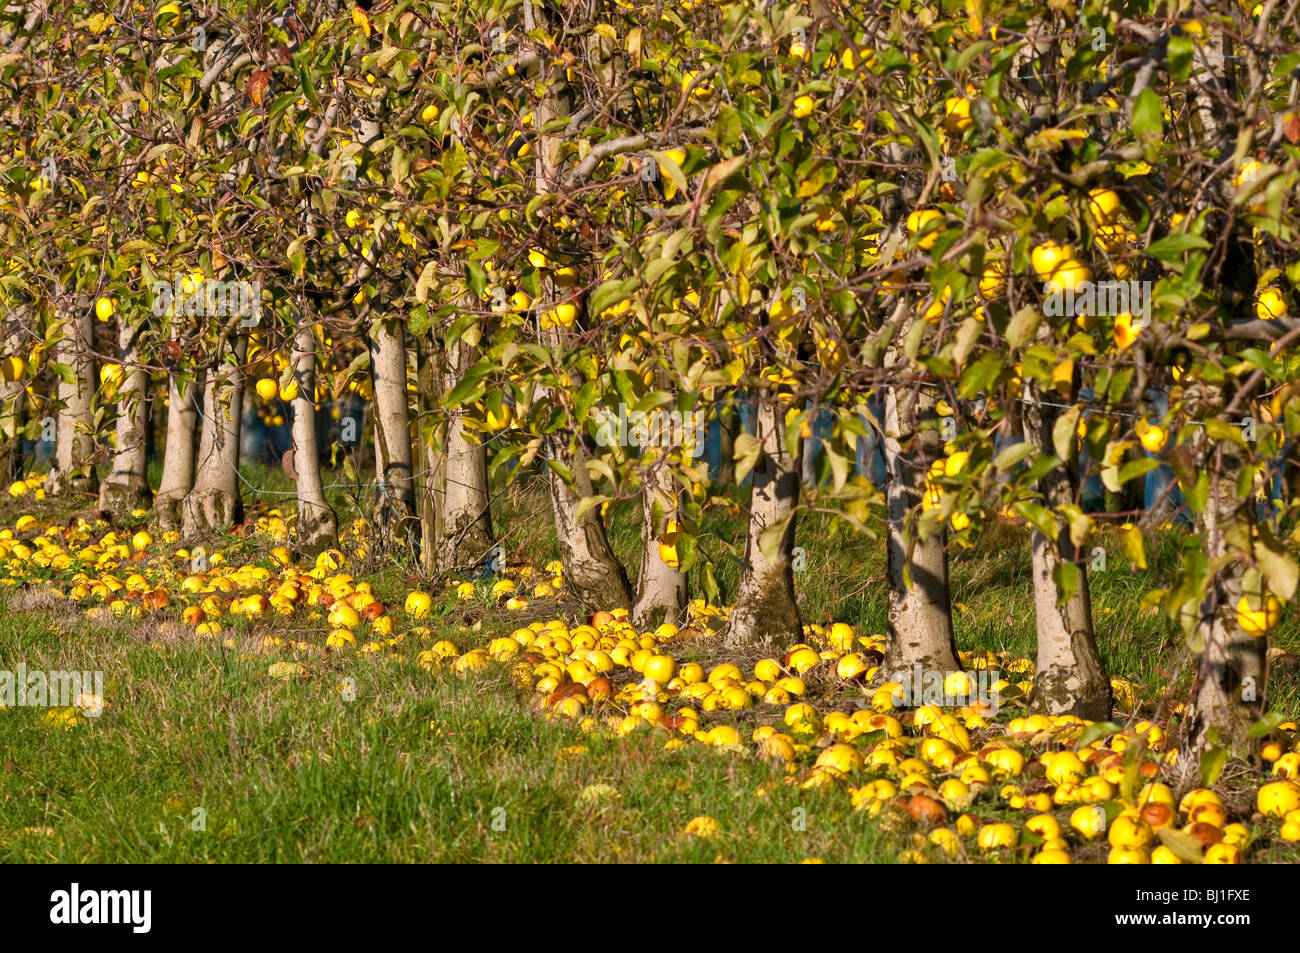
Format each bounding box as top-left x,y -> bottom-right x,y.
1146,233 -> 1210,261
1156,827 -> 1206,864
992,441 -> 1036,472
1237,348 -> 1283,380
287,236 -> 307,277
957,353 -> 1003,399
545,457 -> 574,486
954,41 -> 990,72
1117,456 -> 1161,486
701,559 -> 720,606
588,278 -> 637,319
1052,405 -> 1080,462
733,432 -> 762,485
1119,742 -> 1143,804
1054,559 -> 1080,604
758,515 -> 792,566
444,313 -> 480,349
823,445 -> 850,492
1253,526 -> 1299,601
1199,745 -> 1227,787
1203,417 -> 1248,449
1075,721 -> 1124,750
676,529 -> 698,574
1004,306 -> 1040,350
1106,367 -> 1133,405
1014,501 -> 1058,540
464,261 -> 487,298
444,372 -> 486,407
1249,712 -> 1285,739
408,305 -> 431,337
1131,88 -> 1163,139
795,162 -> 836,198
1167,35 -> 1195,83
575,494 -> 610,520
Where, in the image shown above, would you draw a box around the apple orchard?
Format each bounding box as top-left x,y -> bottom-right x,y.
2,0 -> 1300,863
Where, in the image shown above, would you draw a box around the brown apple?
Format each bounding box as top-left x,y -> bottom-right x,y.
907,794 -> 949,825
1184,822 -> 1223,848
1139,802 -> 1175,830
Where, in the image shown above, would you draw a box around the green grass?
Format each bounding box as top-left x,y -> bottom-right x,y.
0,606 -> 895,862
0,465 -> 1297,862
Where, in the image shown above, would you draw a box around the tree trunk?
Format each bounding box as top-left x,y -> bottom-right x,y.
632,452 -> 687,627
290,316 -> 336,552
725,394 -> 803,652
98,322 -> 153,516
1176,13 -> 1267,767
1182,428 -> 1267,766
45,297 -> 98,497
1022,378 -> 1111,719
435,336 -> 494,573
532,26 -> 631,610
181,331 -> 247,538
880,382 -> 959,678
546,436 -> 633,609
415,332 -> 444,577
369,316 -> 416,540
0,328 -> 27,485
155,367 -> 197,533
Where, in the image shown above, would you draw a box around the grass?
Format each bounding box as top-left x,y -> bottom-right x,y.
0,463 -> 1297,863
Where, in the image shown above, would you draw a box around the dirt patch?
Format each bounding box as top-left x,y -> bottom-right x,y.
7,585 -> 87,633
9,586 -> 67,614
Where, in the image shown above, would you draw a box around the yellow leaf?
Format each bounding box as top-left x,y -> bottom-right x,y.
351,6 -> 371,37
1121,523 -> 1147,570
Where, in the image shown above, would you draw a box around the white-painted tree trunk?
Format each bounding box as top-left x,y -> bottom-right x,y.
46,298 -> 98,497
369,316 -> 416,540
1022,378 -> 1110,719
436,336 -> 494,573
632,452 -> 687,628
546,434 -> 633,609
181,332 -> 247,538
1183,426 -> 1268,766
290,318 -> 336,552
726,395 -> 803,651
880,382 -> 959,678
155,368 -> 197,533
415,333 -> 444,577
98,322 -> 152,516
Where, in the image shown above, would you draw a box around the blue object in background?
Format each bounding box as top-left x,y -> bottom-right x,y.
703,412 -> 724,477
1140,386 -> 1188,523
799,402 -> 836,485
241,404 -> 292,465
855,394 -> 887,486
